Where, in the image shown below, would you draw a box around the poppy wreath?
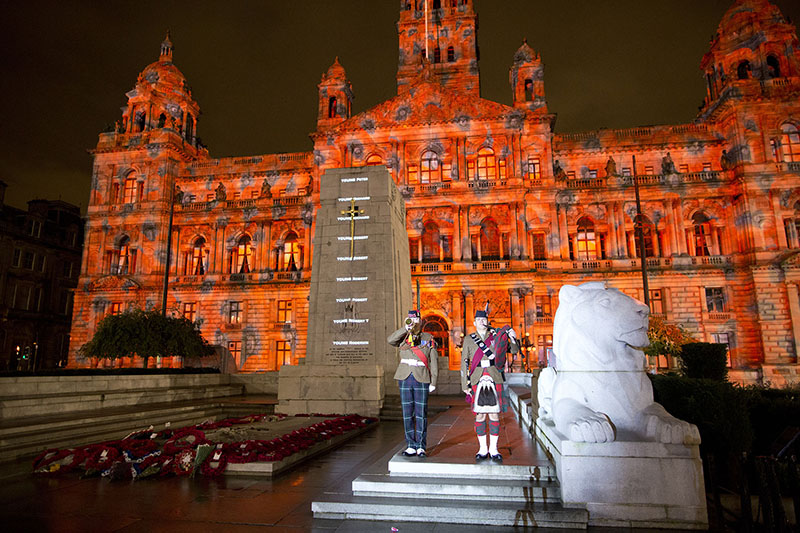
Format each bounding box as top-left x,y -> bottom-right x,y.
163,429 -> 208,455
199,445 -> 228,477
33,448 -> 85,474
132,452 -> 167,479
81,444 -> 122,474
120,438 -> 160,461
170,448 -> 197,476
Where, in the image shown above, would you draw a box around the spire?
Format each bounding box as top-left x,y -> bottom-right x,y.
159,31 -> 173,62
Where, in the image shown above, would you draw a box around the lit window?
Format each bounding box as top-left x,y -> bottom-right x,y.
118,236 -> 132,274
479,218 -> 501,260
692,213 -> 711,256
702,162 -> 713,171
634,215 -> 655,258
527,157 -> 541,180
365,154 -> 383,166
281,232 -> 302,271
421,315 -> 451,367
420,151 -> 440,183
531,233 -> 546,260
781,123 -> 800,162
498,159 -> 507,180
109,302 -> 122,316
407,164 -> 419,184
183,302 -> 197,322
705,287 -> 726,313
277,300 -> 292,323
784,202 -> 800,248
535,295 -> 551,317
276,341 -> 292,367
537,334 -> 553,367
187,237 -> 208,275
644,165 -> 654,174
679,164 -> 689,173
441,161 -> 452,181
421,222 -> 441,262
476,148 -> 496,180
575,217 -> 597,260
123,177 -> 138,204
230,235 -> 253,274
229,301 -> 242,324
621,167 -> 632,177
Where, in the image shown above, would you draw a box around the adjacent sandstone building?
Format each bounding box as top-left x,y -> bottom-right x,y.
70,0 -> 800,385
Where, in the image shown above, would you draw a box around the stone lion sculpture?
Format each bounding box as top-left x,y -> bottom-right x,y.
537,282 -> 700,444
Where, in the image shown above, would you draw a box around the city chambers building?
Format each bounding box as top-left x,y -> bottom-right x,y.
68,0 -> 800,385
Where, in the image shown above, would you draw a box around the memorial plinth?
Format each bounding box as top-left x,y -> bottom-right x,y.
278,167 -> 411,416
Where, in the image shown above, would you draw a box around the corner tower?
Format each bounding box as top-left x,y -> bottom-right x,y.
509,39 -> 547,113
396,0 -> 480,97
316,57 -> 353,131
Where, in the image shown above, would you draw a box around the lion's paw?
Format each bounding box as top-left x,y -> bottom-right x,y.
567,413 -> 615,443
645,414 -> 700,444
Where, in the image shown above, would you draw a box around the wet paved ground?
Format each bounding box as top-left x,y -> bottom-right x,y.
0,399 -> 588,532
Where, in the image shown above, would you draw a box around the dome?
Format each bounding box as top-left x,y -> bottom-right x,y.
716,0 -> 787,38
324,57 -> 347,80
512,39 -> 539,66
135,32 -> 192,100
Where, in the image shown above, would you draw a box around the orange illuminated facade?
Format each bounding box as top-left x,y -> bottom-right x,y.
70,0 -> 800,385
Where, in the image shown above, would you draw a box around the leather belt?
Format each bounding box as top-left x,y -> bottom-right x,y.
400,358 -> 426,367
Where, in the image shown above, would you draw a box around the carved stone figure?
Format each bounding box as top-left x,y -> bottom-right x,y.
537,282 -> 700,444
553,160 -> 567,181
661,152 -> 677,175
720,149 -> 734,170
260,178 -> 272,198
215,182 -> 227,201
605,156 -> 617,177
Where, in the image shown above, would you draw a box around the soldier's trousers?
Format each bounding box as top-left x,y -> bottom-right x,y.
398,374 -> 428,449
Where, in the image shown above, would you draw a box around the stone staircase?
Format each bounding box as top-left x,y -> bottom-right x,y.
0,374 -> 273,464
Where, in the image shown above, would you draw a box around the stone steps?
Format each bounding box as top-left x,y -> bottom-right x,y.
0,383 -> 244,418
387,452 -> 557,481
352,472 -> 561,502
312,493 -> 588,529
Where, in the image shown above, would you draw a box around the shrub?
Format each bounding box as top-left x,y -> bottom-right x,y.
678,342 -> 729,381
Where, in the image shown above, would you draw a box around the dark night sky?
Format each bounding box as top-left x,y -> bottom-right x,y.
1,1 -> 798,213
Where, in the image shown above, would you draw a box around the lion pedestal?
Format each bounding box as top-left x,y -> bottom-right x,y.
535,282 -> 708,529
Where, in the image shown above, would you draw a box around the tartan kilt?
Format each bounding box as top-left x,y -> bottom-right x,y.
470,370 -> 505,414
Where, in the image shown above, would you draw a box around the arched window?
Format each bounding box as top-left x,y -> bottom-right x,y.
479,218 -> 500,260
781,123 -> 800,162
185,114 -> 194,141
784,200 -> 800,249
433,46 -> 441,64
281,232 -> 302,271
230,235 -> 253,274
576,217 -> 598,260
123,175 -> 138,204
422,315 -> 450,366
737,60 -> 751,80
692,212 -> 711,257
365,154 -> 383,166
133,110 -> 146,132
420,151 -> 440,183
766,55 -> 781,78
476,147 -> 496,180
188,237 -> 208,276
328,96 -> 337,119
447,46 -> 455,62
157,113 -> 166,128
115,236 -> 135,274
524,79 -> 534,101
421,222 -> 440,262
634,215 -> 655,259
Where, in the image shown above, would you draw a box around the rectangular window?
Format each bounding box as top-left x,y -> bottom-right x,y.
441,161 -> 452,181
112,183 -> 120,204
229,301 -> 242,324
276,341 -> 292,367
232,192 -> 241,200
409,238 -> 419,263
710,332 -> 732,367
498,159 -> 507,180
137,182 -> 144,202
527,157 -> 541,180
407,164 -> 419,184
535,295 -> 552,317
30,220 -> 41,238
62,260 -> 73,278
123,180 -> 137,203
588,169 -> 598,179
35,254 -> 45,273
109,302 -> 122,316
679,164 -> 689,173
705,287 -> 726,313
228,341 -> 242,368
703,162 -> 713,172
649,289 -> 664,315
566,171 -> 576,179
771,139 -> 779,162
537,334 -> 553,367
207,194 -> 215,202
32,287 -> 41,312
12,248 -> 21,267
621,167 -> 632,177
644,165 -> 654,174
60,290 -> 71,315
18,286 -> 31,310
531,233 -> 547,260
183,302 -> 197,322
277,300 -> 292,324
467,159 -> 475,180
7,284 -> 17,309
250,190 -> 259,199
23,251 -> 34,270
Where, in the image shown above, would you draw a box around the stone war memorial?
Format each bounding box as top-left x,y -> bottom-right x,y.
278,166 -> 411,416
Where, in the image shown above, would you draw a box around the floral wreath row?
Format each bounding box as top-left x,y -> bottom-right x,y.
33,413 -> 376,480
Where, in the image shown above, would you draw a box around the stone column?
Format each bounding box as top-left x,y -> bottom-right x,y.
607,202 -> 619,257
462,205 -> 472,261
674,200 -> 687,255
558,205 -> 569,259
523,288 -> 535,340
710,226 -> 720,256
454,207 -> 462,260
464,290 -> 474,327
664,200 -> 677,256
773,191 -> 788,249
787,283 -> 800,361
173,227 -> 181,275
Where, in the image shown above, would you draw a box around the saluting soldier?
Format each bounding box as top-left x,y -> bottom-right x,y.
461,308 -> 518,463
388,310 -> 438,458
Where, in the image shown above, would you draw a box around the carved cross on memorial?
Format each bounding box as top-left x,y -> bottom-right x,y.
340,198 -> 364,259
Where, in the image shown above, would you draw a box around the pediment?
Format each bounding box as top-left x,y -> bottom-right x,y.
332,78 -> 523,132
88,275 -> 142,291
